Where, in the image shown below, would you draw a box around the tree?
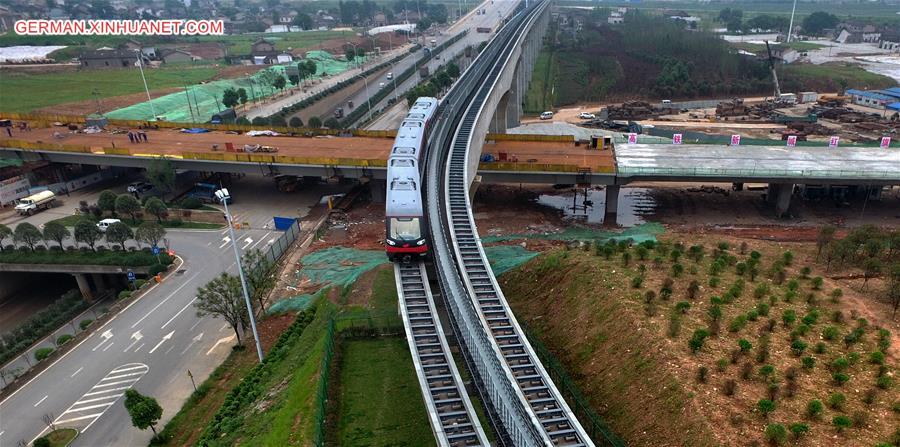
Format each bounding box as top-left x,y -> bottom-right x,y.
345,47 -> 356,62
242,249 -> 274,311
251,116 -> 269,126
195,272 -> 250,345
764,423 -> 788,445
147,157 -> 177,197
324,117 -> 341,129
135,222 -> 166,248
237,88 -> 248,104
14,223 -> 42,251
74,218 -> 103,250
832,415 -> 852,432
288,74 -> 300,85
816,225 -> 835,259
803,11 -> 839,36
42,221 -> 70,249
105,221 -> 133,250
446,62 -> 460,79
863,258 -> 881,289
308,116 -> 322,128
222,88 -> 240,108
123,389 -> 162,436
0,224 -> 11,250
289,117 -> 303,127
293,12 -> 313,30
98,189 -> 118,215
306,60 -> 317,77
273,74 -> 287,91
270,115 -> 287,127
418,16 -> 432,31
143,197 -> 168,223
116,194 -> 141,223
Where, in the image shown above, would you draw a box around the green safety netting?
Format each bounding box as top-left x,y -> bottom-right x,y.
106,51 -> 366,123
267,246 -> 387,315
484,245 -> 539,276
482,222 -> 665,244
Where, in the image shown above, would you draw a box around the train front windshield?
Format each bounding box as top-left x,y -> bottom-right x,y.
390,218 -> 421,241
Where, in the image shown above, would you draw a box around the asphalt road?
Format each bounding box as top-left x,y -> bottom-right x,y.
0,176 -> 340,446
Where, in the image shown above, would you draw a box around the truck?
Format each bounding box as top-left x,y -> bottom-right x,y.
430,39 -> 437,47
187,182 -> 230,204
798,92 -> 818,104
476,27 -> 492,33
15,190 -> 56,215
777,93 -> 798,105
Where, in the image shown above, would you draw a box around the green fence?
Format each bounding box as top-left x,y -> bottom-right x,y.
521,323 -> 626,447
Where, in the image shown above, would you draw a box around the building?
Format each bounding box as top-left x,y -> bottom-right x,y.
160,49 -> 196,63
846,88 -> 900,109
80,49 -> 147,68
0,5 -> 25,33
250,38 -> 278,64
608,12 -> 623,25
881,31 -> 900,51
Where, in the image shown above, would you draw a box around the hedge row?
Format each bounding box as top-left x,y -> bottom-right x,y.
195,305 -> 319,445
340,30 -> 468,128
0,247 -> 173,267
0,290 -> 85,365
265,46 -> 421,122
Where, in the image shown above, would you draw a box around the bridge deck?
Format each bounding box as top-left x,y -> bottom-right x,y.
0,125 -> 613,171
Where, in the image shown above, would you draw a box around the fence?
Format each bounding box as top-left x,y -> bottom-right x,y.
259,218 -> 300,265
521,323 -> 625,447
312,318 -> 335,447
617,165 -> 900,181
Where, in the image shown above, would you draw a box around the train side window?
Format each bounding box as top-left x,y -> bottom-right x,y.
392,146 -> 416,156
390,159 -> 415,168
389,179 -> 417,190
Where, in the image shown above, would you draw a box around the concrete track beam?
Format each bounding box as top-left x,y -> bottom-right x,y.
604,185 -> 620,224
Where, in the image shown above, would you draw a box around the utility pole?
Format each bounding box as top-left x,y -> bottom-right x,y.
786,0 -> 798,43
135,51 -> 157,120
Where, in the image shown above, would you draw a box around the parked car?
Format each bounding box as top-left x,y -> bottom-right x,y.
386,72 -> 393,80
578,112 -> 595,120
539,111 -> 554,120
127,182 -> 153,194
96,218 -> 121,232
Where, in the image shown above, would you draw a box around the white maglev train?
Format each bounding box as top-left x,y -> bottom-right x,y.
385,97 -> 439,262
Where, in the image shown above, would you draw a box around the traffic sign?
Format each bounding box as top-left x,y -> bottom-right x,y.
881,136 -> 892,149
127,270 -> 136,281
786,135 -> 797,147
730,134 -> 741,146
829,136 -> 840,148
672,133 -> 683,145
152,246 -> 160,255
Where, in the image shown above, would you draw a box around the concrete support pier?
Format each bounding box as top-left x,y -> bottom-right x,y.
604,185 -> 620,225
73,273 -> 94,302
92,273 -> 107,292
767,183 -> 794,218
370,181 -> 385,203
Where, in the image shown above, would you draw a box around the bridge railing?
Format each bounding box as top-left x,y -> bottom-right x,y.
618,165 -> 900,180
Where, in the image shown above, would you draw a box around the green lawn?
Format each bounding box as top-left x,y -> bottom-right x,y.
524,49 -> 557,114
0,247 -> 171,267
782,62 -> 897,90
730,41 -> 825,53
40,428 -> 78,447
0,66 -> 219,113
335,337 -> 433,447
48,214 -> 223,230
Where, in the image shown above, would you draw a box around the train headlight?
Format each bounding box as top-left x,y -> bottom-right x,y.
386,239 -> 397,246
416,239 -> 426,246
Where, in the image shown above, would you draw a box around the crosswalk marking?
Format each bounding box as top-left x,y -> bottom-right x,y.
50,363 -> 149,434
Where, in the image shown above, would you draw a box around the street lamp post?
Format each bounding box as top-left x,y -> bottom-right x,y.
355,72 -> 373,123
346,41 -> 362,69
215,188 -> 264,363
135,50 -> 158,120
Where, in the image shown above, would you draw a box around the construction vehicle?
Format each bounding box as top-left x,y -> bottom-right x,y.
817,94 -> 850,107
771,112 -> 818,124
243,144 -> 278,153
15,190 -> 56,215
716,98 -> 748,117
764,41 -> 782,98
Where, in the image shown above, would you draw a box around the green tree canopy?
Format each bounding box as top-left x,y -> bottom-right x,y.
42,221 -> 70,249
0,224 -> 12,250
74,218 -> 102,250
115,194 -> 141,222
123,389 -> 163,435
14,223 -> 43,251
195,272 -> 250,345
135,221 -> 166,248
98,189 -> 118,214
143,197 -> 168,222
147,157 -> 176,196
105,221 -> 133,250
803,11 -> 839,36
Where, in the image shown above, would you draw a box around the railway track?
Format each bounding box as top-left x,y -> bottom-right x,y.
394,262 -> 488,446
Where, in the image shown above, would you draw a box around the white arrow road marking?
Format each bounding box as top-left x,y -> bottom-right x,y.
131,272 -> 200,329
161,297 -> 197,330
267,237 -> 276,246
149,331 -> 174,354
206,334 -> 236,355
181,332 -> 204,354
219,236 -> 231,249
123,331 -> 143,352
241,237 -> 253,250
249,232 -> 270,250
91,330 -> 114,351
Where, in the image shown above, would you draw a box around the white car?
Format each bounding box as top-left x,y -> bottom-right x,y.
578,112 -> 595,120
96,218 -> 122,232
386,72 -> 393,80
539,111 -> 554,120
127,182 -> 153,194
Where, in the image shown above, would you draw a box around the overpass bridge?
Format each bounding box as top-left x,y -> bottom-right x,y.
0,263 -> 143,301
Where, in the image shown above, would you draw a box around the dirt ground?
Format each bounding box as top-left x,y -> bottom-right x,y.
34,88 -> 184,116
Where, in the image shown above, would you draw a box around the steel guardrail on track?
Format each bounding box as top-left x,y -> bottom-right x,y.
424,1 -> 595,446
394,262 -> 489,447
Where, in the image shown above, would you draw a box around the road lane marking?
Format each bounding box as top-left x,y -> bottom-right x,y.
161,297 -> 197,330
33,395 -> 48,407
189,319 -> 202,331
69,394 -> 123,405
70,367 -> 83,377
134,343 -> 145,352
219,323 -> 228,332
55,413 -> 105,424
148,331 -> 174,354
165,345 -> 175,355
218,236 -> 231,249
110,364 -> 146,374
91,330 -> 114,351
101,371 -> 145,381
180,332 -> 204,355
241,237 -> 253,250
249,232 -> 270,249
102,342 -> 114,352
83,385 -> 133,397
92,378 -> 139,388
131,272 -> 200,329
206,334 -> 236,355
65,401 -> 116,414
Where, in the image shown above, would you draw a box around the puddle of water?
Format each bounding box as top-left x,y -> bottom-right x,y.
537,187 -> 657,227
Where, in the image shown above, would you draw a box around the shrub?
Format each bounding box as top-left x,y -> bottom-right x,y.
789,422 -> 809,439
747,309 -> 759,321
782,250 -> 794,265
893,401 -> 900,413
830,288 -> 843,303
56,334 -> 73,345
759,364 -> 775,380
675,301 -> 691,313
807,399 -> 823,418
118,290 -> 132,300
79,319 -> 93,330
801,356 -> 815,370
689,329 -> 710,353
149,263 -> 167,277
756,303 -> 770,316
799,266 -> 811,278
741,362 -> 753,380
723,379 -> 737,396
787,279 -> 800,292
667,313 -> 681,338
134,279 -> 147,289
764,423 -> 788,445
697,366 -> 708,383
863,388 -> 877,404
822,326 -> 839,341
832,357 -> 850,372
757,399 -> 776,417
833,372 -> 850,386
814,342 -> 826,354
832,415 -> 852,432
728,315 -> 748,332
802,310 -> 819,326
33,438 -> 51,447
753,283 -> 768,299
877,328 -> 891,352
631,276 -> 643,288
811,276 -> 824,290
869,351 -> 885,365
738,339 -> 752,353
790,340 -> 808,356
181,197 -> 202,209
876,375 -> 893,390
35,347 -> 54,361
716,358 -> 729,372
828,392 -> 846,410
782,310 -> 796,327
708,277 -> 720,288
